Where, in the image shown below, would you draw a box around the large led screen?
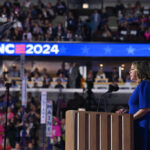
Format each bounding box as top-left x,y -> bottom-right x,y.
0,42 -> 149,57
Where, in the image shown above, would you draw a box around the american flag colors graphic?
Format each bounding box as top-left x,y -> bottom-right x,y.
15,44 -> 26,54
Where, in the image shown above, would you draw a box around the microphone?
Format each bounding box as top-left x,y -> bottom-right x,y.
108,83 -> 119,92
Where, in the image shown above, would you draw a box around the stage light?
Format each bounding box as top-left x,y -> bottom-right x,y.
100,64 -> 103,67
121,64 -> 125,67
82,3 -> 89,9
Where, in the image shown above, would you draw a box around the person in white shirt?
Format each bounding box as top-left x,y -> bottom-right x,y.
96,68 -> 106,79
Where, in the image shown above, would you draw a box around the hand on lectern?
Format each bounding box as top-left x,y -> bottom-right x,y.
115,108 -> 128,114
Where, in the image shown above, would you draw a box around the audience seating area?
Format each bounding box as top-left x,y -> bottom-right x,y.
0,0 -> 149,42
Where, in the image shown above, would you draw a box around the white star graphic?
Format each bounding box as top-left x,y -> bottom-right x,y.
104,46 -> 112,54
60,45 -> 66,54
82,46 -> 89,55
127,46 -> 135,55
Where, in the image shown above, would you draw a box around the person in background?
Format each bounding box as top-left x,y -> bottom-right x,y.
51,117 -> 62,149
114,0 -> 125,15
66,11 -> 76,33
59,118 -> 65,150
111,67 -> 119,82
26,142 -> 33,150
47,2 -> 55,20
54,0 -> 67,16
144,27 -> 150,41
56,73 -> 67,82
68,63 -> 78,88
91,10 -> 101,34
32,72 -> 42,82
42,80 -> 52,88
14,142 -> 21,150
3,0 -> 12,10
11,80 -> 18,88
30,68 -> 40,78
8,64 -> 19,77
57,62 -> 68,78
75,63 -> 82,88
96,67 -> 106,80
55,79 -> 64,89
7,117 -> 17,148
86,70 -> 95,90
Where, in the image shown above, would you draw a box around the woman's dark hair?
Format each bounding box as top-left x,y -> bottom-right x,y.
132,61 -> 150,81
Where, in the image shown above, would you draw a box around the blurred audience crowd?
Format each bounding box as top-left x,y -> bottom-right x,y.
1,62 -> 83,89
0,91 -> 66,150
0,62 -> 134,89
0,0 -> 150,42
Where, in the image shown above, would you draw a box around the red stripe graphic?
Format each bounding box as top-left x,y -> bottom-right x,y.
15,44 -> 25,54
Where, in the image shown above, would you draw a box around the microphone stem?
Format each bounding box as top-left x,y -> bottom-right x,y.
97,91 -> 110,112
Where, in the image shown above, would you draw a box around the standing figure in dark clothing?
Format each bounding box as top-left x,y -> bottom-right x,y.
54,0 -> 67,16
75,63 -> 82,88
112,67 -> 119,82
86,70 -> 95,90
68,63 -> 78,88
57,62 -> 68,78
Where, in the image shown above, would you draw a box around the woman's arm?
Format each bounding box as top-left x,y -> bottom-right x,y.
133,108 -> 150,120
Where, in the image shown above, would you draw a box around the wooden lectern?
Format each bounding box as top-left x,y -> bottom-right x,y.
66,110 -> 134,150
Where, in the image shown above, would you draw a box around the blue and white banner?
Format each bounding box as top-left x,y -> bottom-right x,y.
46,100 -> 53,137
0,42 -> 150,57
22,77 -> 27,106
40,91 -> 47,124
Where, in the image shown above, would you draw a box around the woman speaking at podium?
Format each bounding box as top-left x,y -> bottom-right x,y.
128,61 -> 150,150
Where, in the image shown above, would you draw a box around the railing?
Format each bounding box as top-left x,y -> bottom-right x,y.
7,76 -> 138,89
66,110 -> 134,150
0,87 -> 134,93
94,82 -> 137,90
